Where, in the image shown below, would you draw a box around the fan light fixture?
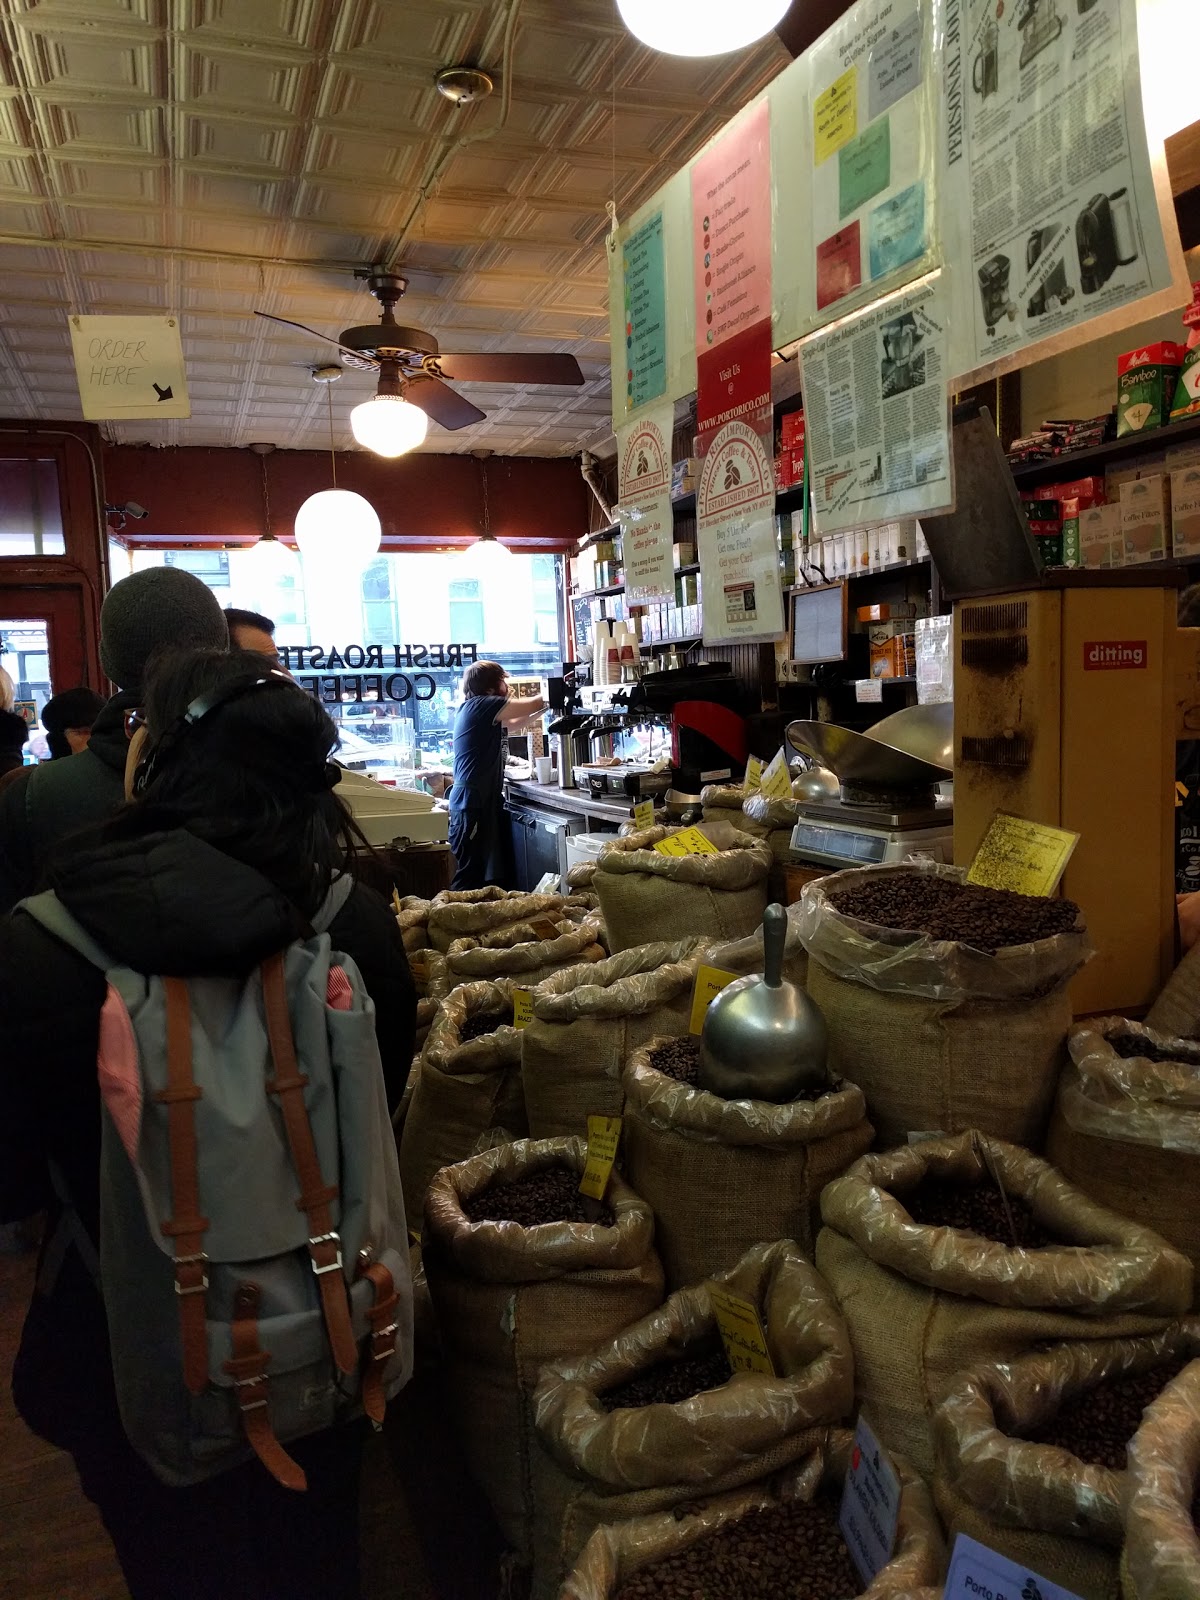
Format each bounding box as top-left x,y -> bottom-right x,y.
350,393 -> 428,457
294,369 -> 382,570
615,0 -> 788,55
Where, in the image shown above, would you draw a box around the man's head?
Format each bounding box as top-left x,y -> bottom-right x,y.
99,567 -> 229,692
461,660 -> 508,699
41,686 -> 107,759
223,607 -> 280,666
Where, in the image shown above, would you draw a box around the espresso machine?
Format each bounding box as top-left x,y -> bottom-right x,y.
973,20 -> 999,98
1076,191 -> 1137,293
629,661 -> 749,792
1026,225 -> 1075,318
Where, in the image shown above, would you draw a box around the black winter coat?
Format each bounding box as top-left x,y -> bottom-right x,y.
0,825 -> 416,1451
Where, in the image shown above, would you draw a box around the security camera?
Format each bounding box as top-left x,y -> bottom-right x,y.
124,502 -> 149,520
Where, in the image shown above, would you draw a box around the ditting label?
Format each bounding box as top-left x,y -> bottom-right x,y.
1083,640 -> 1147,670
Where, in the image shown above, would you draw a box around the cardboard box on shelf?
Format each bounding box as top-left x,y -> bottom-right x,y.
870,634 -> 915,678
1079,502 -> 1122,569
1173,466 -> 1200,561
1117,342 -> 1186,436
781,411 -> 806,450
867,620 -> 912,645
1041,475 -> 1106,506
1120,473 -> 1171,563
857,601 -> 918,623
672,541 -> 696,568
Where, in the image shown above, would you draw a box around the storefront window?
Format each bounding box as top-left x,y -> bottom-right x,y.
1,618 -> 52,760
0,458 -> 66,556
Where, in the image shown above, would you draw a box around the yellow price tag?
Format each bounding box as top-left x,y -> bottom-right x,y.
579,1114 -> 622,1201
966,812 -> 1080,898
814,65 -> 857,164
391,888 -> 403,915
654,826 -> 718,858
708,1284 -> 776,1376
759,748 -> 792,801
689,965 -> 739,1034
633,798 -> 656,831
512,988 -> 534,1029
744,755 -> 763,794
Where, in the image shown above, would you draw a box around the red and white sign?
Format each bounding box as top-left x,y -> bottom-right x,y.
617,403 -> 674,601
1083,640 -> 1148,670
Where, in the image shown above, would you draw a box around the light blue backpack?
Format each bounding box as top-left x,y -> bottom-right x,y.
21,876 -> 413,1490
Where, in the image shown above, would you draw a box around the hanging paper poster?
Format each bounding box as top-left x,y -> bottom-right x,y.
799,274 -> 954,534
617,402 -> 676,601
697,420 -> 785,647
622,210 -> 668,413
69,315 -> 191,420
941,0 -> 1186,381
807,0 -> 937,330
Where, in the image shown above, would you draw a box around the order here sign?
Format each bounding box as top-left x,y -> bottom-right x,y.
69,315 -> 191,420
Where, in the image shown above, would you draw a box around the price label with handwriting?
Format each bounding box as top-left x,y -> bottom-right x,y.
633,798 -> 656,831
838,1413 -> 900,1586
708,1284 -> 776,1376
689,965 -> 739,1034
512,988 -> 534,1029
744,754 -> 763,793
579,1115 -> 622,1201
966,812 -> 1080,897
759,748 -> 792,801
654,826 -> 719,858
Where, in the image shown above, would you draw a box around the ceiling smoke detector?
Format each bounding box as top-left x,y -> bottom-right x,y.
435,65 -> 494,104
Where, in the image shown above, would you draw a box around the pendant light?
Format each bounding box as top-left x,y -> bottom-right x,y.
460,458 -> 511,573
350,352 -> 428,457
242,445 -> 300,587
294,368 -> 381,571
616,0 -> 788,56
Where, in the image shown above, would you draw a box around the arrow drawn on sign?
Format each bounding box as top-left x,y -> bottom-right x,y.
153,383 -> 173,402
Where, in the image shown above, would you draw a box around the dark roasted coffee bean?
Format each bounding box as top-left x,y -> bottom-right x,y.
647,1035 -> 835,1102
901,1177 -> 1056,1248
1108,1032 -> 1200,1065
599,1341 -> 733,1412
463,1164 -> 613,1228
613,1490 -> 862,1600
459,1008 -> 515,1042
1018,1358 -> 1190,1469
826,872 -> 1080,955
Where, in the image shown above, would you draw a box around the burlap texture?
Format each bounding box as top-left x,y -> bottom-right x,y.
937,1480 -> 1119,1600
622,1039 -> 873,1287
422,1137 -> 664,1558
399,979 -> 524,1224
1122,1359 -> 1200,1600
934,1328 -> 1200,1552
559,1429 -> 945,1600
528,1240 -> 852,1600
426,917 -> 607,1000
1145,941 -> 1200,1042
816,1134 -> 1193,1477
395,894 -> 431,956
427,890 -> 596,952
593,821 -> 771,954
521,940 -> 707,1139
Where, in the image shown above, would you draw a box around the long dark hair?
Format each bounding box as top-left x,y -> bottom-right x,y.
119,647 -> 361,918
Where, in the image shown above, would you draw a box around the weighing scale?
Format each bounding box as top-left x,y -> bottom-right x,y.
789,791 -> 954,870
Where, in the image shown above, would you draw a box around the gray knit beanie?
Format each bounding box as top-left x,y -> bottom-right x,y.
100,567 -> 229,690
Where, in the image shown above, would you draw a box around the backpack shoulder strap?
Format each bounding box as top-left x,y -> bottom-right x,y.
18,890 -> 115,972
310,870 -> 355,935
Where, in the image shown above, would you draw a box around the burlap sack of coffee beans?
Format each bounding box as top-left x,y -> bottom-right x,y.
622,1035 -> 873,1287
394,894 -> 432,956
422,1137 -> 664,1558
934,1328 -> 1200,1600
1047,1018 -> 1200,1305
427,888 -> 598,953
1122,1357 -> 1200,1600
700,784 -> 772,839
527,1240 -> 853,1600
424,915 -> 608,1001
816,1132 -> 1193,1478
593,819 -> 771,955
560,1429 -> 944,1600
741,793 -> 805,864
398,978 -> 525,1223
798,861 -> 1090,1148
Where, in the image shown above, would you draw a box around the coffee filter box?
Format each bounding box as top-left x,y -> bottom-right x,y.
1118,342 -> 1185,436
1120,474 -> 1171,563
1080,502 -> 1122,568
1174,467 -> 1200,560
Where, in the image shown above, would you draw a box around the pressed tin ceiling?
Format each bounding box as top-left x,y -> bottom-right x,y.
0,0 -> 787,457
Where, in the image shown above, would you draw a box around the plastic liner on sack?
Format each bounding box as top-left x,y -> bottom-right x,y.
622,1040 -> 873,1286
1122,1357 -> 1200,1600
413,995 -> 437,1048
701,784 -> 772,837
796,860 -> 1092,1002
428,890 -> 598,952
742,792 -> 806,863
559,1429 -> 945,1600
399,978 -> 525,1223
432,917 -> 607,993
1058,1018 -> 1200,1155
816,1133 -> 1193,1478
706,901 -> 810,988
934,1327 -> 1200,1550
395,894 -> 432,955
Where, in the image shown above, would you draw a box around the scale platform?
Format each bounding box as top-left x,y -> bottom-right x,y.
789,795 -> 954,870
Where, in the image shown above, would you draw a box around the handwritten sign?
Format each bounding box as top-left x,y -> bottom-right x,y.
944,1534 -> 1085,1600
689,965 -> 739,1034
708,1283 -> 776,1376
512,988 -> 534,1029
744,754 -> 764,793
633,798 -> 656,831
579,1115 -> 622,1201
966,813 -> 1080,897
759,748 -> 792,801
69,315 -> 190,419
654,826 -> 718,858
839,1413 -> 901,1586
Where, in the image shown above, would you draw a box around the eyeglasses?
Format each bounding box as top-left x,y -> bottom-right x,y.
124,708 -> 146,741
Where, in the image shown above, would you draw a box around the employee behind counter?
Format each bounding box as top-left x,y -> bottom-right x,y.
450,659 -> 544,890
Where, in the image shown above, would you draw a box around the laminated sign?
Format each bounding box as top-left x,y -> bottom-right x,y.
69,315 -> 191,419
689,965 -> 738,1034
967,813 -> 1080,897
944,1533 -> 1085,1600
707,1284 -> 776,1376
838,1413 -> 900,1586
579,1115 -> 622,1202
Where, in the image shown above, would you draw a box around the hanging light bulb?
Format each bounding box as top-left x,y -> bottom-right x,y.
293,367 -> 383,572
616,0 -> 788,55
241,530 -> 300,586
350,393 -> 428,457
459,529 -> 512,573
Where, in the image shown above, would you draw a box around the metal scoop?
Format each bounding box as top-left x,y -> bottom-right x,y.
697,904 -> 830,1103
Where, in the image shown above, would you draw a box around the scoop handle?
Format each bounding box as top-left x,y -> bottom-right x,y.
763,903 -> 786,989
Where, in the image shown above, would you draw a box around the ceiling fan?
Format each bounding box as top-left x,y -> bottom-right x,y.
254,267 -> 585,448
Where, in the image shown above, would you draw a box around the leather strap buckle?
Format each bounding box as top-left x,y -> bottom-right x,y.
173,1251 -> 209,1295
308,1231 -> 344,1276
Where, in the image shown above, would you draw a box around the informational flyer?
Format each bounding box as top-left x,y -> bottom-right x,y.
807,0 -> 937,327
616,402 -> 676,602
943,0 -> 1182,375
799,275 -> 954,534
621,210 -> 667,412
696,420 -> 786,646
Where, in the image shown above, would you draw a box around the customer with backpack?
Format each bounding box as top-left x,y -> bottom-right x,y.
0,647 -> 416,1600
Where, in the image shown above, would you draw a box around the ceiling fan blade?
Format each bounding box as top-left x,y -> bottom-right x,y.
405,375 -> 487,431
253,310 -> 378,367
435,351 -> 585,386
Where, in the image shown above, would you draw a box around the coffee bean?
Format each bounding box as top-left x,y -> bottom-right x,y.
901,1177 -> 1056,1248
1108,1032 -> 1200,1065
1018,1358 -> 1190,1469
826,873 -> 1080,955
647,1036 -> 834,1102
598,1340 -> 734,1412
613,1491 -> 862,1600
462,1165 -> 613,1228
460,1008 -> 515,1042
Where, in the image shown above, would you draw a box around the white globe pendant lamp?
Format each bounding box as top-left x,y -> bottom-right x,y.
294,366 -> 382,572
461,528 -> 512,575
350,393 -> 428,457
242,528 -> 300,586
616,0 -> 788,55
